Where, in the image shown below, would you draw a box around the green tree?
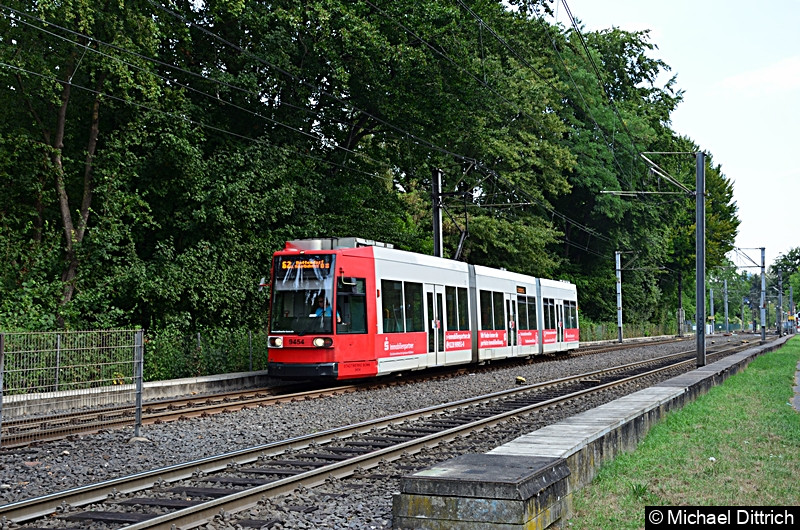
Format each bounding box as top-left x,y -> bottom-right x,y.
771,248 -> 800,279
0,0 -> 162,326
0,0 -> 744,337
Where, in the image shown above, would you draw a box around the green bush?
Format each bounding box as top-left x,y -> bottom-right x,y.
580,319 -> 677,342
144,326 -> 268,382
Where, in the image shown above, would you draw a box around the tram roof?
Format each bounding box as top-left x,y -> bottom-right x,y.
280,238 -> 575,289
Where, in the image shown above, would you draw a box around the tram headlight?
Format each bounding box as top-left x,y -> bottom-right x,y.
313,337 -> 333,348
269,336 -> 283,348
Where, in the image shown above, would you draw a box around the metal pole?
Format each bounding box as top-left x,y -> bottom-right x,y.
55,333 -> 61,392
779,280 -> 784,335
0,333 -> 4,448
134,330 -> 144,438
724,279 -> 729,333
248,331 -> 253,372
615,251 -> 623,343
741,297 -> 745,333
696,152 -> 706,366
709,287 -> 714,336
791,286 -> 795,334
760,248 -> 766,342
432,168 -> 443,258
678,271 -> 684,337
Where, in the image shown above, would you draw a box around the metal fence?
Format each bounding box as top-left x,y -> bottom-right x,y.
579,321 -> 677,342
0,330 -> 143,448
144,329 -> 269,382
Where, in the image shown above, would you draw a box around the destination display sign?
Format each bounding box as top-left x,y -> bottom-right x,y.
279,257 -> 331,270
274,255 -> 334,281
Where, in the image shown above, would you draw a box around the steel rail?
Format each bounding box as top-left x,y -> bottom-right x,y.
0,340 -> 757,526
0,384 -> 362,448
0,336 -> 696,447
129,344 -> 744,529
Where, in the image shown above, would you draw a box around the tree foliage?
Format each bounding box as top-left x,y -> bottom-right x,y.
0,0 -> 741,332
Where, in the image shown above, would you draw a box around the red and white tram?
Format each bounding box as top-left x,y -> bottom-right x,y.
267,237 -> 579,380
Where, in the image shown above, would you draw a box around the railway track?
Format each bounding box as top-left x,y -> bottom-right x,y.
0,339 -> 759,528
0,382 -> 377,448
574,335 -> 688,355
0,336 -> 691,448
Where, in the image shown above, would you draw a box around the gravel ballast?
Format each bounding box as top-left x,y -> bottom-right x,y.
0,337 -> 745,528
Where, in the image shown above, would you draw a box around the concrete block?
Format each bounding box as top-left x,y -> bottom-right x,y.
394,454 -> 571,529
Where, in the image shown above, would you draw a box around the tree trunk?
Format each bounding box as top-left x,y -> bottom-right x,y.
51,60 -> 104,315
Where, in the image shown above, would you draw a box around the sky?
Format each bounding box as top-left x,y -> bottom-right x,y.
550,0 -> 799,270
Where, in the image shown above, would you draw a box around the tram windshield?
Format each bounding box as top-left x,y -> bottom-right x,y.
270,254 -> 336,334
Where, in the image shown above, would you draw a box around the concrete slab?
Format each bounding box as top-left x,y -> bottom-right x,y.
402,454 -> 567,500
395,454 -> 571,529
794,358 -> 800,413
1,370 -> 274,418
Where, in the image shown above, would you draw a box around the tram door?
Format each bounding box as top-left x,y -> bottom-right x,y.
505,293 -> 518,356
425,284 -> 446,366
556,300 -> 565,349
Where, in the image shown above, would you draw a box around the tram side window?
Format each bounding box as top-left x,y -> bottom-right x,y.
479,290 -> 493,329
565,300 -> 578,328
574,301 -> 579,327
337,278 -> 367,334
479,290 -> 506,330
446,287 -> 458,331
528,297 -> 538,330
544,298 -> 554,329
445,286 -> 471,331
517,296 -> 528,330
382,280 -> 405,333
404,282 -> 425,332
457,287 -> 469,330
493,291 -> 505,331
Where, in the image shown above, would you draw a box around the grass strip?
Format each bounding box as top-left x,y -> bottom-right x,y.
567,337 -> 800,529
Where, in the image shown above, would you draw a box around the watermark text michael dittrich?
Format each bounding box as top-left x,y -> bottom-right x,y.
646,506 -> 798,527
